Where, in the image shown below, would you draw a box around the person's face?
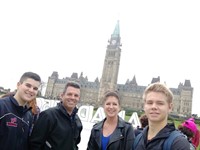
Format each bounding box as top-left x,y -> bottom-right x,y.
61,86 -> 80,113
16,78 -> 40,105
144,92 -> 172,123
104,96 -> 120,118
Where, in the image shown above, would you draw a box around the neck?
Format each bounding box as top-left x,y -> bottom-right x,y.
65,106 -> 75,116
148,120 -> 167,140
67,110 -> 73,115
105,116 -> 118,125
14,94 -> 26,106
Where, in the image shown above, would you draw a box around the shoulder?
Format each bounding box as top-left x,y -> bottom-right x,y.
118,117 -> 133,128
44,105 -> 58,113
134,128 -> 143,136
118,116 -> 129,124
92,119 -> 104,130
170,131 -> 190,150
0,97 -> 10,104
39,106 -> 58,118
0,97 -> 12,113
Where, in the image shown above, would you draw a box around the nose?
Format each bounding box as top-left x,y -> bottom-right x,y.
109,104 -> 114,108
28,87 -> 35,93
151,103 -> 158,109
70,94 -> 76,99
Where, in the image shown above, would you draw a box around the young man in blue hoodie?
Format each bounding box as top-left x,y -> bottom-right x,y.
0,72 -> 41,150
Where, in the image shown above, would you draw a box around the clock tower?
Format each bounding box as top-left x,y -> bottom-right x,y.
98,20 -> 121,103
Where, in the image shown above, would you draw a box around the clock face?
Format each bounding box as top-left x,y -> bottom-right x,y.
111,40 -> 116,45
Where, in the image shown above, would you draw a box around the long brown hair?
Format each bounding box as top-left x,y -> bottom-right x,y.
28,99 -> 39,115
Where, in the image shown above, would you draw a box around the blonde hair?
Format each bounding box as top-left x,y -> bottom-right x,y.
143,82 -> 173,103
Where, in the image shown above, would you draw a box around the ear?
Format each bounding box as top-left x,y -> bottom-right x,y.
16,82 -> 21,89
59,93 -> 63,100
168,103 -> 173,112
17,82 -> 20,86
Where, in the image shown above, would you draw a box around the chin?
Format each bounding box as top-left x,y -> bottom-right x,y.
107,114 -> 117,118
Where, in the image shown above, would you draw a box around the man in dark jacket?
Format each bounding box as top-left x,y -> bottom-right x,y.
29,81 -> 83,150
133,83 -> 190,150
0,72 -> 41,150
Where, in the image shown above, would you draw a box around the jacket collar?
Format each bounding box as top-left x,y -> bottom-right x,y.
143,123 -> 176,142
58,102 -> 78,118
10,96 -> 31,113
94,116 -> 125,130
93,116 -> 127,149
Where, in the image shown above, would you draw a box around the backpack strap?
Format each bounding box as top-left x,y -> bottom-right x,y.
133,132 -> 143,149
163,130 -> 183,150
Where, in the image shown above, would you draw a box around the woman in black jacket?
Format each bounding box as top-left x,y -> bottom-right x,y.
87,91 -> 135,150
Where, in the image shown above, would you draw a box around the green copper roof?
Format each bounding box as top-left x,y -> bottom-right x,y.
111,20 -> 120,38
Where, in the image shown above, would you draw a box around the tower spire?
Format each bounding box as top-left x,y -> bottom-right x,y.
112,20 -> 120,38
98,20 -> 122,103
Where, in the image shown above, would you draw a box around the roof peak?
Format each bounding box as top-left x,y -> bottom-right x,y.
111,20 -> 120,38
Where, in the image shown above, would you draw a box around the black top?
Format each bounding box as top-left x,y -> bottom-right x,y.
134,123 -> 191,150
87,116 -> 135,150
0,96 -> 32,150
29,103 -> 83,150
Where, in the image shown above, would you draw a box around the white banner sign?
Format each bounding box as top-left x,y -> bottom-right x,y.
36,98 -> 141,128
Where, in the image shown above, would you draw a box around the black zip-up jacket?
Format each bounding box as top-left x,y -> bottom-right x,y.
133,123 -> 190,150
0,96 -> 32,150
87,117 -> 135,150
29,102 -> 83,150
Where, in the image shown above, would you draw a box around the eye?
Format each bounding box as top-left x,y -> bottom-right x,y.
25,83 -> 32,88
157,101 -> 164,105
105,102 -> 111,105
146,101 -> 153,105
158,102 -> 164,105
33,87 -> 38,91
66,93 -> 72,96
113,103 -> 118,106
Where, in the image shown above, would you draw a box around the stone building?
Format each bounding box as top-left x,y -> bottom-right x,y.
45,21 -> 193,116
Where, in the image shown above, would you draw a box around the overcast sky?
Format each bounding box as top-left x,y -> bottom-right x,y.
0,0 -> 200,116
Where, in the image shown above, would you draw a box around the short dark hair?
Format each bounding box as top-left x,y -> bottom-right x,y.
63,81 -> 80,93
103,90 -> 121,105
19,72 -> 41,83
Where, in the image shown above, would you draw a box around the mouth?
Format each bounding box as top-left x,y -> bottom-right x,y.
107,110 -> 116,114
25,92 -> 33,98
150,112 -> 159,115
67,100 -> 75,105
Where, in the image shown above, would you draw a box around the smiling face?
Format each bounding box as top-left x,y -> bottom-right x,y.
14,78 -> 41,106
103,96 -> 121,118
61,86 -> 80,115
144,92 -> 172,124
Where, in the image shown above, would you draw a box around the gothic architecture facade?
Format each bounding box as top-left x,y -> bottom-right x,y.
45,21 -> 193,116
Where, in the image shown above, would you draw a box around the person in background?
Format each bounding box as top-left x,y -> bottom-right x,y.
28,98 -> 40,134
178,119 -> 198,149
87,90 -> 135,150
0,91 -> 16,98
29,81 -> 83,150
134,114 -> 148,136
133,82 -> 190,150
28,98 -> 40,123
188,118 -> 200,149
0,72 -> 41,150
